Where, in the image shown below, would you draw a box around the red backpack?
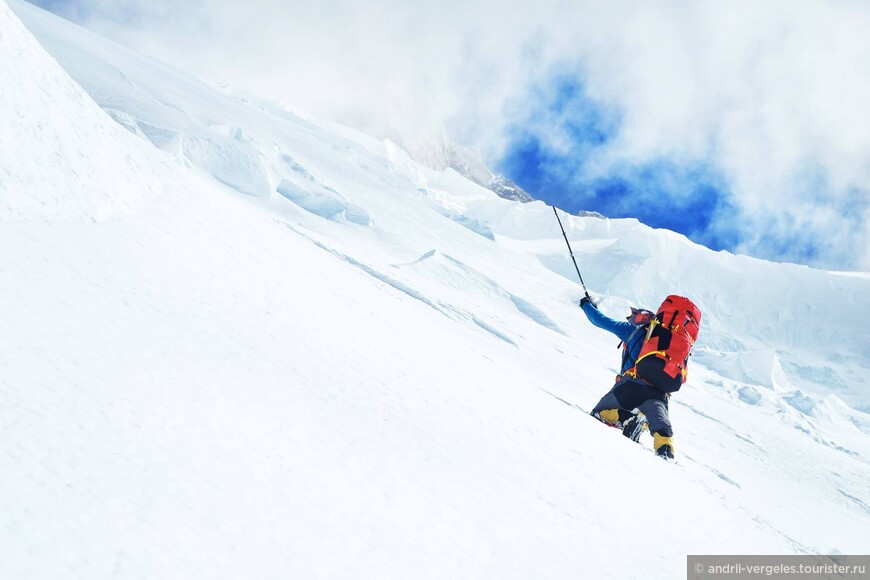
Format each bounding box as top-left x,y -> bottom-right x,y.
628,295 -> 701,392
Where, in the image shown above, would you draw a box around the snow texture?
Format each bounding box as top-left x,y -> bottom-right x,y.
2,1 -> 869,578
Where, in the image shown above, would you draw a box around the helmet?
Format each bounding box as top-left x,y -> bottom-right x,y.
626,307 -> 654,326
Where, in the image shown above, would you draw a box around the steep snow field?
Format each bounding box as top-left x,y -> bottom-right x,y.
2,1 -> 869,578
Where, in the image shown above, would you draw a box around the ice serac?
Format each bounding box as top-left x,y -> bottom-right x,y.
0,1 -> 163,222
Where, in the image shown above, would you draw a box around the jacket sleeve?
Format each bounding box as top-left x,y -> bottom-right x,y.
581,302 -> 636,343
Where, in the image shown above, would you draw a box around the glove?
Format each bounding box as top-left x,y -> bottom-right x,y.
579,293 -> 596,308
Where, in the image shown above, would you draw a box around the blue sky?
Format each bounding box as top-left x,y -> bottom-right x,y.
23,0 -> 870,271
490,67 -> 869,269
496,78 -> 744,254
29,0 -> 93,20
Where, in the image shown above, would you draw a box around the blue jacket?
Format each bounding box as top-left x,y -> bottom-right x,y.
581,302 -> 647,375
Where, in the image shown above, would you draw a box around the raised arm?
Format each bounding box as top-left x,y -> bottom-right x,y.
580,300 -> 636,343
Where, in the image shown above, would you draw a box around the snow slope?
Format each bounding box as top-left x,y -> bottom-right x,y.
0,3 -> 166,222
2,1 -> 869,578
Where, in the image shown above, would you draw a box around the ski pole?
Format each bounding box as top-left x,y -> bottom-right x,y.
552,205 -> 591,299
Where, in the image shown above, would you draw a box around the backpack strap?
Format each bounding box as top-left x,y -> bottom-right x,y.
617,323 -> 648,350
617,323 -> 650,376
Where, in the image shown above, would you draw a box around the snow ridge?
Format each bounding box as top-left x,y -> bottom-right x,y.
0,2 -> 167,222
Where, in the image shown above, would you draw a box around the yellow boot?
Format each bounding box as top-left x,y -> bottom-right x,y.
592,408 -> 621,428
653,432 -> 675,459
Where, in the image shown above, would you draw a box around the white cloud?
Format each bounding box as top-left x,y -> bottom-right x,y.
35,0 -> 870,269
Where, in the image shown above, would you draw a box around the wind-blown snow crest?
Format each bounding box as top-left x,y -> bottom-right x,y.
2,1 -> 869,578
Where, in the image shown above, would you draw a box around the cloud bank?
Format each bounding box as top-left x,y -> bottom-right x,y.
28,0 -> 870,270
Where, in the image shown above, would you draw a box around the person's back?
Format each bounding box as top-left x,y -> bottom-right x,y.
580,297 -> 651,376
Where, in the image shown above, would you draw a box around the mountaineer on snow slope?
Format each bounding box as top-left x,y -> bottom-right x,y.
580,295 -> 702,459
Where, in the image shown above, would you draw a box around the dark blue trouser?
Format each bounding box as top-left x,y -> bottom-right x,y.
592,379 -> 673,438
